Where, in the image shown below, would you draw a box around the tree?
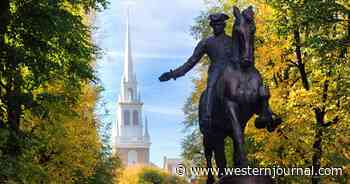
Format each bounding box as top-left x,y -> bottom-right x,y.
0,0 -> 126,183
82,98 -> 123,184
263,0 -> 350,183
19,84 -> 102,183
0,0 -> 107,149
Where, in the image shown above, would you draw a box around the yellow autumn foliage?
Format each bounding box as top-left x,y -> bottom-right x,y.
117,165 -> 188,184
20,84 -> 103,183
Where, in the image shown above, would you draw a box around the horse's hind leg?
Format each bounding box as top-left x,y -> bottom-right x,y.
225,100 -> 248,168
203,135 -> 215,184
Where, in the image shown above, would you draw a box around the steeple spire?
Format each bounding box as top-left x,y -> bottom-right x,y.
123,7 -> 135,82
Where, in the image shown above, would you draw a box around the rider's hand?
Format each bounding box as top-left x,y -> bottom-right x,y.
159,71 -> 173,82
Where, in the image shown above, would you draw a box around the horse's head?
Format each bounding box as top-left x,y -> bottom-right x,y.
233,6 -> 256,65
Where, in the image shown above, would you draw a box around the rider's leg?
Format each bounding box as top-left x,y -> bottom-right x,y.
205,68 -> 222,121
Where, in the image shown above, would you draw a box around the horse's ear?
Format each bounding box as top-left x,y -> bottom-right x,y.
243,6 -> 255,22
247,5 -> 255,15
233,6 -> 240,19
248,5 -> 254,11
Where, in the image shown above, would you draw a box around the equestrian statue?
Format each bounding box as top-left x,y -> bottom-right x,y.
159,6 -> 282,184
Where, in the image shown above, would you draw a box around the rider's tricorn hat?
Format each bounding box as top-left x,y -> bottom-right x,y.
209,13 -> 229,25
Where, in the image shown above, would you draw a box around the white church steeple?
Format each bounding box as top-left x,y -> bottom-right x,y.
123,7 -> 135,83
119,7 -> 139,103
114,6 -> 151,166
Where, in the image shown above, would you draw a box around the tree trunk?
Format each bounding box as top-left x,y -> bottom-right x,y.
0,0 -> 23,157
293,28 -> 326,184
312,109 -> 324,184
0,0 -> 10,130
348,13 -> 350,39
293,29 -> 309,90
0,0 -> 10,47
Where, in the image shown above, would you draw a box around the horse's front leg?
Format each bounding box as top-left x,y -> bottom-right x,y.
213,135 -> 227,178
203,135 -> 215,184
225,100 -> 248,168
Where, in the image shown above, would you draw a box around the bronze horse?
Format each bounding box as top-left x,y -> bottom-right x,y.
198,6 -> 280,184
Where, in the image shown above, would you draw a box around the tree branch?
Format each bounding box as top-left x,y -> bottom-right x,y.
287,59 -> 298,67
290,77 -> 301,87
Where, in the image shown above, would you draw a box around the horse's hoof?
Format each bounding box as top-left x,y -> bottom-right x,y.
267,125 -> 274,132
254,116 -> 270,129
271,116 -> 282,130
267,116 -> 282,132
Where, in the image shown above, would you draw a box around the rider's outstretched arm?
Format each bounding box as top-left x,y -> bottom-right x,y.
170,39 -> 207,79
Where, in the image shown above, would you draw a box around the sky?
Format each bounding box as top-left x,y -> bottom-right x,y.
94,0 -> 206,167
